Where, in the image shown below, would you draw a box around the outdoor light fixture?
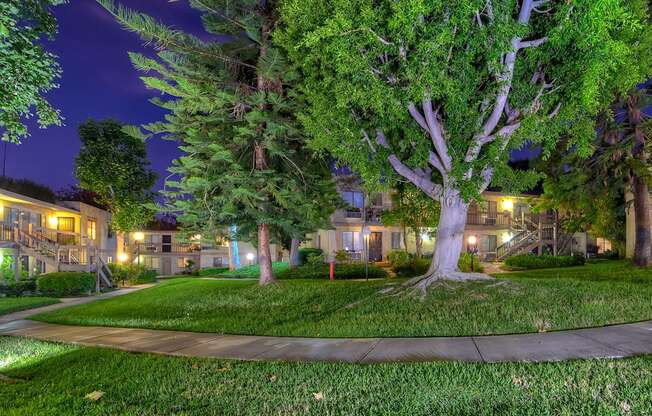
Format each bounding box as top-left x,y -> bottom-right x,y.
467,235 -> 477,246
502,199 -> 514,211
118,253 -> 128,263
133,232 -> 145,242
246,253 -> 255,261
467,235 -> 478,272
48,216 -> 58,228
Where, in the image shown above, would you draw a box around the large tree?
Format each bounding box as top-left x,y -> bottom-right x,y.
97,0 -> 338,284
0,0 -> 65,143
281,0 -> 650,289
75,119 -> 157,232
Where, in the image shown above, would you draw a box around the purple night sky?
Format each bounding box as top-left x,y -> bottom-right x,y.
8,1 -> 536,192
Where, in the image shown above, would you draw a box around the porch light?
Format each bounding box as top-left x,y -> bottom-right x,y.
118,253 -> 128,263
467,235 -> 477,246
133,232 -> 145,242
502,199 -> 514,211
48,216 -> 58,228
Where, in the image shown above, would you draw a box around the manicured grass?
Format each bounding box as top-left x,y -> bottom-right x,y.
1,336 -> 651,415
32,261 -> 652,337
0,297 -> 58,316
214,261 -> 290,278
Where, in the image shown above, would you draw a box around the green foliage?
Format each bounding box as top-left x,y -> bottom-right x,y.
217,262 -> 291,279
504,254 -> 586,270
279,263 -> 388,280
387,249 -> 410,267
0,177 -> 56,202
334,249 -> 352,263
279,0 -> 650,202
75,119 -> 157,232
97,1 -> 339,264
391,253 -> 482,277
198,266 -> 229,276
298,248 -> 323,264
0,0 -> 66,143
0,279 -> 36,297
107,263 -> 157,286
36,272 -> 96,297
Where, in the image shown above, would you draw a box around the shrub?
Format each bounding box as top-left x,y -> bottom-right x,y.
37,272 -> 96,297
504,254 -> 586,270
0,279 -> 37,296
279,263 -> 388,280
334,250 -> 353,263
198,267 -> 229,276
458,252 -> 484,273
108,264 -> 157,286
392,254 -> 484,277
298,248 -> 323,264
387,250 -> 410,267
305,252 -> 325,266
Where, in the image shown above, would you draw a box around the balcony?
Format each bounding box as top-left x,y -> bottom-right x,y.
343,208 -> 383,223
129,242 -> 200,255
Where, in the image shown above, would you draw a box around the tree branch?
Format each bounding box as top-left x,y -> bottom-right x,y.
518,37 -> 548,49
374,130 -> 443,199
421,98 -> 452,171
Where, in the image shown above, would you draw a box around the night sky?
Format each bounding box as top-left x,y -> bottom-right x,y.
10,1 -> 536,193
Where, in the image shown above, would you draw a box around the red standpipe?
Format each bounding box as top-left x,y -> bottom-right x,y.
329,261 -> 334,281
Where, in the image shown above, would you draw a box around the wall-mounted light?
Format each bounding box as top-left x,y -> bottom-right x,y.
118,253 -> 128,263
133,232 -> 145,242
48,216 -> 58,228
502,199 -> 514,211
467,235 -> 477,246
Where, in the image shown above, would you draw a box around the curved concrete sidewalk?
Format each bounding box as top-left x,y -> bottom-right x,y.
1,318 -> 651,363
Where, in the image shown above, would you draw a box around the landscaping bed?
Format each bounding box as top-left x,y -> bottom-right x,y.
1,336 -> 652,415
31,261 -> 652,337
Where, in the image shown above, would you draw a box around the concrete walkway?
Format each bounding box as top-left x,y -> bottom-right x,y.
2,317 -> 652,363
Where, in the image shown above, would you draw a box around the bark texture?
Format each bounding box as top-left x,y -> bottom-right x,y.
629,93 -> 651,267
289,237 -> 300,269
257,223 -> 275,285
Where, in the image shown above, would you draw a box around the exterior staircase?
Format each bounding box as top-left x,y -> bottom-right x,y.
12,228 -> 113,289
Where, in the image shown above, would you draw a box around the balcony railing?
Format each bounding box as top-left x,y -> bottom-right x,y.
466,211 -> 556,228
343,207 -> 383,222
129,242 -> 200,254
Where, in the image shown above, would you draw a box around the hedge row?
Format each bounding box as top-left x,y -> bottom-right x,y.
279,263 -> 387,280
389,251 -> 483,277
0,279 -> 37,296
504,254 -> 586,269
36,272 -> 96,297
107,264 -> 157,286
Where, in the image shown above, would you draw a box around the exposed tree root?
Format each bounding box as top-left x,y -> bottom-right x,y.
402,270 -> 494,296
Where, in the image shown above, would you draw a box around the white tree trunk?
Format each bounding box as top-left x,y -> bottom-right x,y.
289,237 -> 301,269
405,191 -> 492,292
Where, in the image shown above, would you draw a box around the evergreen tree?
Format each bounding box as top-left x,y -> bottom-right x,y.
0,0 -> 66,142
97,0 -> 337,284
75,119 -> 157,232
280,0 -> 651,289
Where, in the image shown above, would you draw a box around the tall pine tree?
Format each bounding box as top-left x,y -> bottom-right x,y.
97,0 -> 337,284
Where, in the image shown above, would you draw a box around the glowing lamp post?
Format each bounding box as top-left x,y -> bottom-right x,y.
362,226 -> 371,281
133,232 -> 144,265
246,252 -> 255,266
467,235 -> 478,272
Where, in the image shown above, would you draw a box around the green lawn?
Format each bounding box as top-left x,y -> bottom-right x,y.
1,336 -> 651,415
0,297 -> 58,316
31,261 -> 652,337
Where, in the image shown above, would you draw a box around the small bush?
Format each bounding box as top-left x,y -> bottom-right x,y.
334,250 -> 353,263
387,250 -> 410,267
0,279 -> 37,296
198,267 -> 229,276
279,263 -> 388,280
504,254 -> 586,270
392,254 -> 484,277
37,272 -> 96,297
108,264 -> 157,286
298,248 -> 323,264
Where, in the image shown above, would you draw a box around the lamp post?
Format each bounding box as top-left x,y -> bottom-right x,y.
362,226 -> 371,281
246,252 -> 255,266
467,235 -> 478,272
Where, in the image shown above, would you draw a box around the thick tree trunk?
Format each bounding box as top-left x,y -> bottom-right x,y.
633,176 -> 651,266
258,223 -> 275,285
629,93 -> 651,267
414,229 -> 423,259
289,237 -> 301,269
405,192 -> 492,292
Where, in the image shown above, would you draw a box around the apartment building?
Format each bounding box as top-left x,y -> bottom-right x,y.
0,187 -> 116,281
305,178 -> 594,263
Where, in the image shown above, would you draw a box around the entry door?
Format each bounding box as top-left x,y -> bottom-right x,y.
162,257 -> 172,275
368,232 -> 383,262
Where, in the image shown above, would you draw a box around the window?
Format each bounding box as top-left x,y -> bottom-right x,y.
213,257 -> 225,267
341,191 -> 364,209
391,232 -> 402,249
342,231 -> 361,251
479,235 -> 497,252
87,219 -> 97,240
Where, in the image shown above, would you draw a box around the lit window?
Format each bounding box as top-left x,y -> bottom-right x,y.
342,231 -> 361,251
87,219 -> 97,240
